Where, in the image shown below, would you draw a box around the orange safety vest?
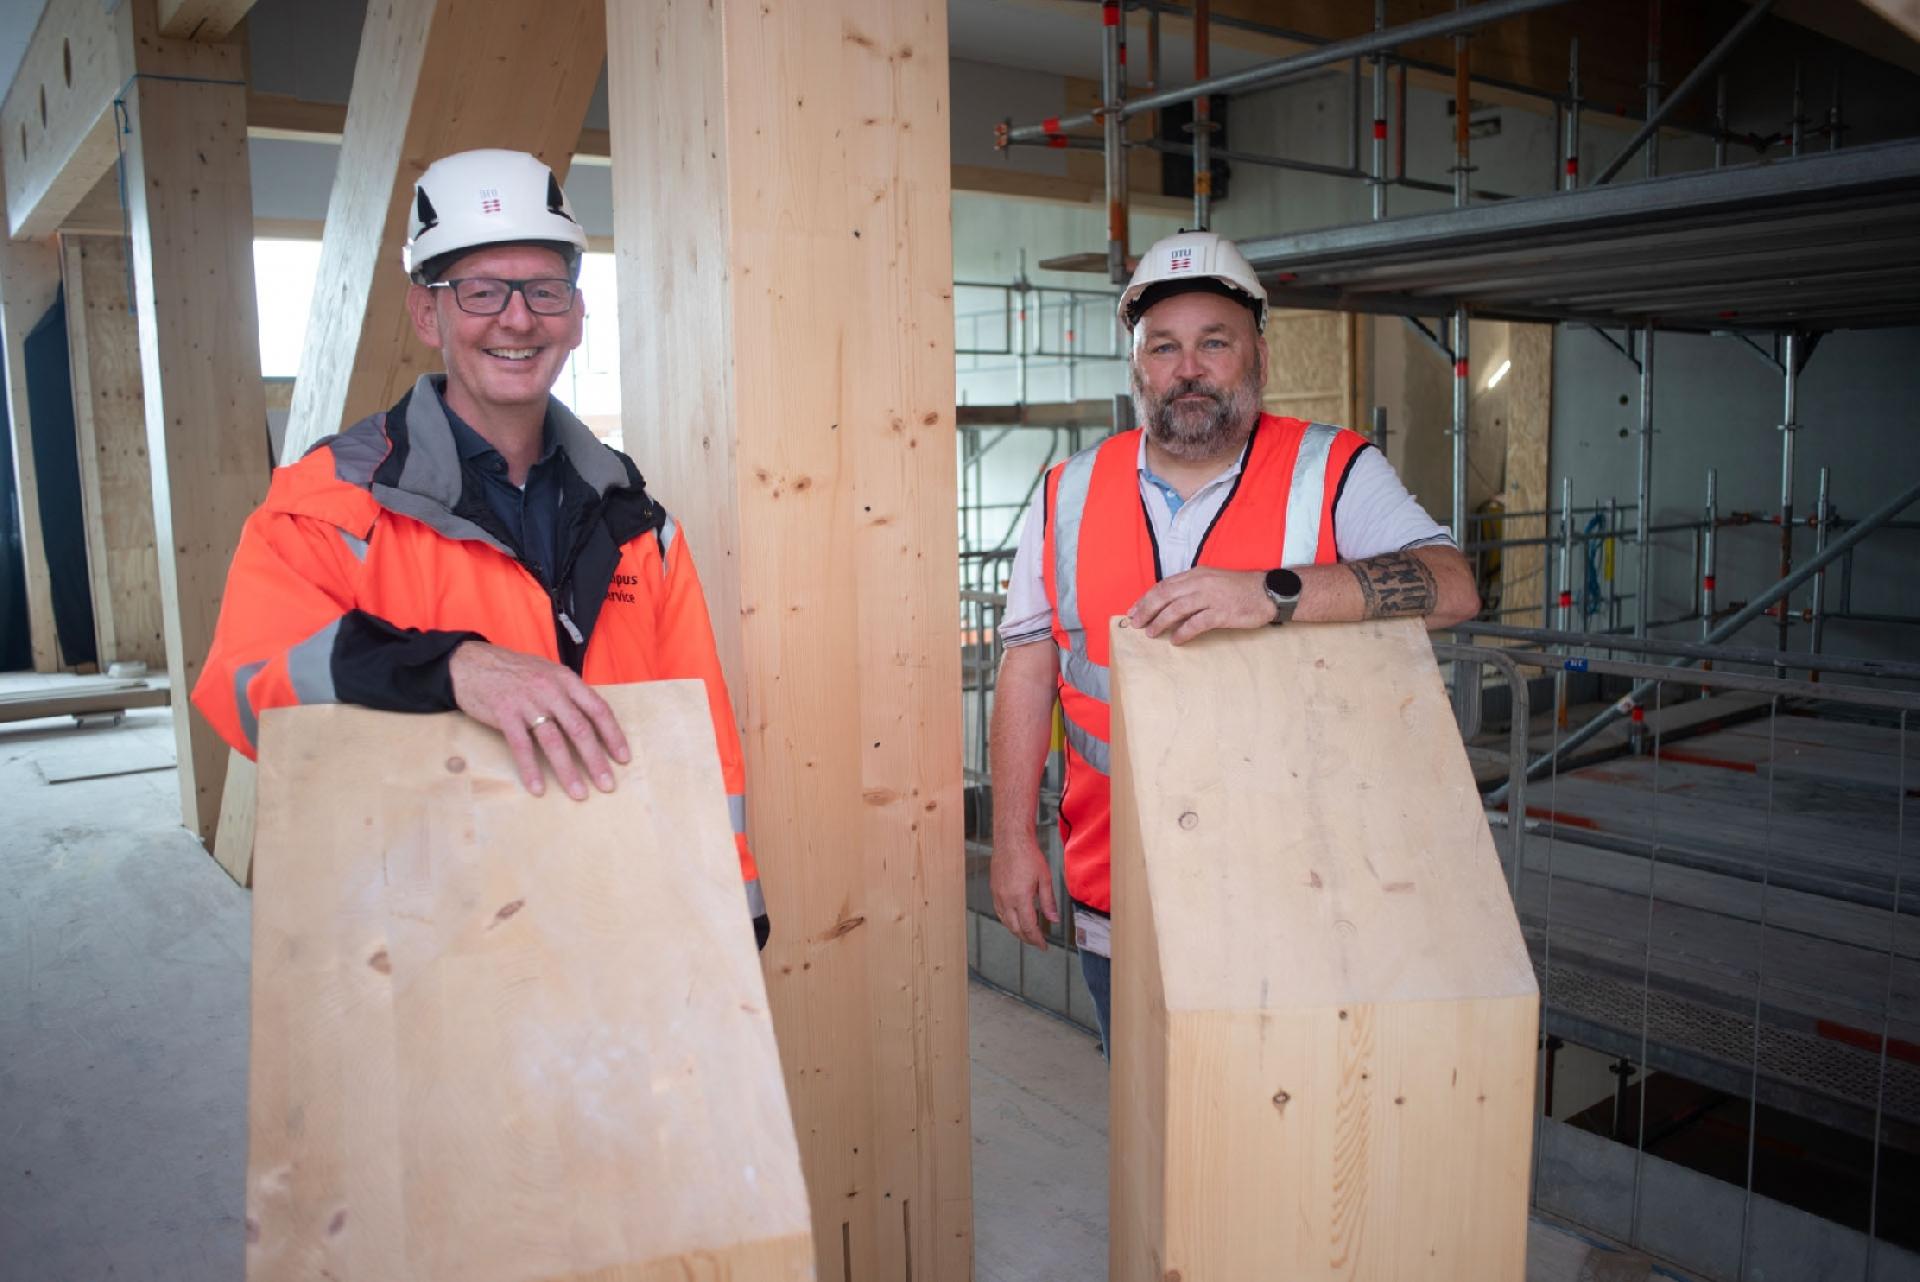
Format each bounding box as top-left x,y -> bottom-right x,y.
193,377 -> 760,909
1039,414 -> 1370,912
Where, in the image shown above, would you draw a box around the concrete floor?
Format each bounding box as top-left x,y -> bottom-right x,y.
1,696 -> 1675,1282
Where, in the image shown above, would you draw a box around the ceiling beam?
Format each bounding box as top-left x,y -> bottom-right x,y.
0,0 -> 133,239
158,0 -> 262,42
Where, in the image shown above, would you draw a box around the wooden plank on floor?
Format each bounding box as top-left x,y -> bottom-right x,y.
0,679 -> 169,723
1109,619 -> 1538,1281
606,2 -> 971,1278
246,681 -> 812,1279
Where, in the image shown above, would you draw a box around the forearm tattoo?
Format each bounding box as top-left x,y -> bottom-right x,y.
1347,552 -> 1439,619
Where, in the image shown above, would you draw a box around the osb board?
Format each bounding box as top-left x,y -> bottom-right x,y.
1265,308 -> 1362,432
1499,324 -> 1554,623
247,681 -> 812,1280
1109,619 -> 1537,1281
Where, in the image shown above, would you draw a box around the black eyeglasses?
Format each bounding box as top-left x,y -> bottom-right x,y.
428,277 -> 578,316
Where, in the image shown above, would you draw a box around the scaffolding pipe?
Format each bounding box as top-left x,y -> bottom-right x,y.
1714,74 -> 1728,168
1103,1 -> 1127,284
1608,495 -> 1622,631
1454,0 -> 1472,205
1142,137 -> 1360,181
1778,332 -> 1801,652
1396,59 -> 1408,180
1635,327 -> 1655,638
1556,476 -> 1573,724
1828,70 -> 1840,152
1452,306 -> 1470,547
1791,59 -> 1804,157
1811,467 -> 1831,660
1449,621 -> 1920,682
1645,0 -> 1662,179
1348,57 -> 1362,175
998,0 -> 1578,144
1487,472 -> 1920,803
1594,0 -> 1776,187
1190,0 -> 1205,226
1372,0 -> 1388,219
1564,36 -> 1581,190
1702,467 -> 1718,646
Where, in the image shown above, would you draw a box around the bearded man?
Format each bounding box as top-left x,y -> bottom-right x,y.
986,230 -> 1480,1048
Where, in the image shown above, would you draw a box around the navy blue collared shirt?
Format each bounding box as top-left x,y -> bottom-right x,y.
438,391 -> 567,588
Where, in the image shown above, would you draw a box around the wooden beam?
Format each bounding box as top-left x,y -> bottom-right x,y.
0,0 -> 136,239
0,219 -> 62,670
118,0 -> 272,845
278,2 -> 605,464
607,1 -> 971,1278
1108,619 -> 1538,1280
60,235 -> 165,671
157,0 -> 261,42
247,683 -> 813,1277
0,676 -> 169,723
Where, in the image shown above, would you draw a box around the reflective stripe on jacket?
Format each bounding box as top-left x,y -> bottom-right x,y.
1039,414 -> 1370,912
191,375 -> 761,907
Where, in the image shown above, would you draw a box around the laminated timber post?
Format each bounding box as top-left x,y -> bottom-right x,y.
116,1 -> 271,843
0,222 -> 62,670
1108,618 -> 1539,1281
59,235 -> 165,671
278,1 -> 605,464
605,1 -> 972,1278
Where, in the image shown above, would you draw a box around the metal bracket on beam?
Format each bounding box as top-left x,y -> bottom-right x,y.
1719,330 -> 1783,374
1404,315 -> 1455,364
1583,324 -> 1640,372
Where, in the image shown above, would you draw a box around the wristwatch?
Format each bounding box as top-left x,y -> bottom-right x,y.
1263,568 -> 1302,626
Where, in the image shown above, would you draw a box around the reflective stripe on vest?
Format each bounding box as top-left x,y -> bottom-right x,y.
1050,446 -> 1109,705
1048,420 -> 1344,776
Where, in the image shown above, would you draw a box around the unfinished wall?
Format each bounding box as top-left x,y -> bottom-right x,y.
1548,324 -> 1920,665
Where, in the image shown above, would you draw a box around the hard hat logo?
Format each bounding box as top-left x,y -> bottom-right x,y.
1119,230 -> 1268,334
402,148 -> 589,284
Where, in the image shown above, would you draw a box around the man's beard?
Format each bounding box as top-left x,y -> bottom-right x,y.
1132,364 -> 1263,461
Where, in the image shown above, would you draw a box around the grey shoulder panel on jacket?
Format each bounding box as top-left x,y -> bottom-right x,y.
305,412 -> 391,489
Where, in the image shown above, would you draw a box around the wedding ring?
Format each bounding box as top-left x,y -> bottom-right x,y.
528,715 -> 552,730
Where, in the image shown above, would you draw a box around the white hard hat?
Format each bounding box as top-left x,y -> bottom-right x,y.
402,148 -> 588,283
1118,230 -> 1268,333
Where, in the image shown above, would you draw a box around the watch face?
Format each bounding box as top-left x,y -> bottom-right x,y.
1265,567 -> 1302,600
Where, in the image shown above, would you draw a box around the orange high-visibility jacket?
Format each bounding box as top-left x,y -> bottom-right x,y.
192,375 -> 761,916
1039,414 -> 1370,912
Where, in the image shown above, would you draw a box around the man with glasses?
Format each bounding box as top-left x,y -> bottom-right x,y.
195,149 -> 768,945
